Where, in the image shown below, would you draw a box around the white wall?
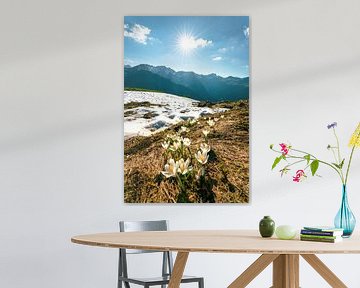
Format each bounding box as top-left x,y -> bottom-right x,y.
1,0 -> 360,287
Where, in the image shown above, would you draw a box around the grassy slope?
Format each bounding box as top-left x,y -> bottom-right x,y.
124,100 -> 249,203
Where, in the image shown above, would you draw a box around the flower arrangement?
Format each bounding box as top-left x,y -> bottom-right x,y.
270,122 -> 360,236
160,116 -> 223,202
270,122 -> 360,185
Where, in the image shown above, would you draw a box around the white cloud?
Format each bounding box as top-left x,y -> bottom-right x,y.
124,23 -> 151,45
243,26 -> 250,39
124,58 -> 135,66
194,37 -> 212,48
218,47 -> 227,53
179,36 -> 212,49
212,56 -> 222,61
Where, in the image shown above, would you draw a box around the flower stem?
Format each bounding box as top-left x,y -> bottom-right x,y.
332,128 -> 345,182
345,145 -> 356,185
284,154 -> 344,182
271,147 -> 344,182
333,128 -> 342,164
291,148 -> 317,159
284,159 -> 306,169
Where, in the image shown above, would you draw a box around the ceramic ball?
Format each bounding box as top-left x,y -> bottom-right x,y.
275,225 -> 297,240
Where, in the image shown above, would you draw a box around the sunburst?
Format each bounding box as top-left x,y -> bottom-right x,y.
176,31 -> 197,56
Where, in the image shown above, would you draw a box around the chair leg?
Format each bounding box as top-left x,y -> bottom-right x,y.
198,278 -> 204,288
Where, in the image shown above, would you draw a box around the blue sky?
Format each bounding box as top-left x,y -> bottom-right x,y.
124,16 -> 249,78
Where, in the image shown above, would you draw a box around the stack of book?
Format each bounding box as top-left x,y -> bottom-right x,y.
300,226 -> 344,243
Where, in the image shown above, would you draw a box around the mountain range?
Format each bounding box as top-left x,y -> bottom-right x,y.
124,64 -> 249,102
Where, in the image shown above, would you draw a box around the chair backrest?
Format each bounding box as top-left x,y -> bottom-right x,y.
118,220 -> 173,284
119,220 -> 169,254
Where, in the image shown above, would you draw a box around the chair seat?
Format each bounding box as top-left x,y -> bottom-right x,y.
119,274 -> 202,286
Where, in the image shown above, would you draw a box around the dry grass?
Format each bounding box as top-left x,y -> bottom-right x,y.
124,100 -> 249,203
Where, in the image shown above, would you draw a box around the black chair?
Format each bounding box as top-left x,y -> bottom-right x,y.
118,220 -> 204,288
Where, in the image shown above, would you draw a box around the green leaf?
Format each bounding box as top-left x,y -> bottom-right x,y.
304,154 -> 311,164
332,159 -> 345,169
271,156 -> 282,170
310,160 -> 319,176
332,162 -> 341,169
339,158 -> 345,169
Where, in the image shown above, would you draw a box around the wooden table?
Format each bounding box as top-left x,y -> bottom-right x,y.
71,230 -> 360,288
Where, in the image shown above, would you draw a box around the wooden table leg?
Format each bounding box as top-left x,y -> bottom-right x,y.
272,254 -> 299,288
228,254 -> 279,288
168,252 -> 189,288
301,254 -> 347,288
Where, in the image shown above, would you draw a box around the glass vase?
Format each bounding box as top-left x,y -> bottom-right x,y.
334,185 -> 356,237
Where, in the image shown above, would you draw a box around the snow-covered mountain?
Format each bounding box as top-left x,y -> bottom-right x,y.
124,64 -> 249,102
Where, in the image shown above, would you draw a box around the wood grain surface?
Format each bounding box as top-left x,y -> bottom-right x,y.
71,230 -> 360,254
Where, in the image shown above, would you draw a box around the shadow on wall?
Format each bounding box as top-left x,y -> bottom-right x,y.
0,112 -> 123,154
256,56 -> 360,93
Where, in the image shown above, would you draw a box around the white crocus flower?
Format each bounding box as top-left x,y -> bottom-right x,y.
177,158 -> 192,175
170,141 -> 181,151
180,126 -> 189,133
166,133 -> 177,140
202,129 -> 210,137
214,118 -> 219,122
195,150 -> 209,165
195,168 -> 203,180
161,159 -> 178,178
200,143 -> 211,153
182,137 -> 191,147
207,119 -> 215,127
220,115 -> 225,119
162,141 -> 170,149
189,119 -> 197,125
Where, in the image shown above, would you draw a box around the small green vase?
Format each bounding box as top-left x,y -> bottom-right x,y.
259,216 -> 275,238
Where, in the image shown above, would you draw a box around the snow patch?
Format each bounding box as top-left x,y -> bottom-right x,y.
124,91 -> 227,138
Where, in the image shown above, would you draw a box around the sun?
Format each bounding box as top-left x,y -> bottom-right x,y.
176,31 -> 196,56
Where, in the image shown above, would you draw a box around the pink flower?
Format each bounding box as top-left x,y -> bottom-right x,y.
279,143 -> 289,155
293,170 -> 305,182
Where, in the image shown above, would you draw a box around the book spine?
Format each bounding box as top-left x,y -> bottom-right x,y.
301,230 -> 336,236
300,237 -> 337,243
300,234 -> 338,240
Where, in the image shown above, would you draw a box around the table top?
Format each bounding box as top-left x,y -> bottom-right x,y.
71,230 -> 360,254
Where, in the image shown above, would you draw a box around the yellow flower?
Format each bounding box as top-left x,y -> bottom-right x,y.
200,143 -> 211,153
349,122 -> 360,147
161,159 -> 178,178
195,150 -> 209,165
177,158 -> 192,175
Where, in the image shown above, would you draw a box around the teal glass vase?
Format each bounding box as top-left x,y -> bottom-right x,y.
334,185 -> 356,237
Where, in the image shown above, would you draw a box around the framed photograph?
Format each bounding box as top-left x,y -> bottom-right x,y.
124,16 -> 249,203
